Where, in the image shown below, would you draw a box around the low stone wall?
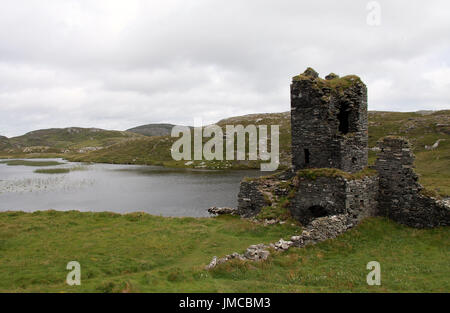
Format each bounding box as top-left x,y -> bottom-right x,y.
206,214 -> 353,270
376,136 -> 449,228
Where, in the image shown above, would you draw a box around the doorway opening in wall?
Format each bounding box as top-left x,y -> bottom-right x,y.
308,205 -> 327,218
338,107 -> 350,134
304,148 -> 310,165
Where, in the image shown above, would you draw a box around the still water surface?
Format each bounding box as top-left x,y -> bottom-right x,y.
0,159 -> 263,217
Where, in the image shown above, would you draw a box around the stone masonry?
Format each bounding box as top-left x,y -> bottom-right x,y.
376,136 -> 449,228
291,68 -> 368,173
237,180 -> 268,217
289,173 -> 378,225
237,68 -> 449,229
209,68 -> 449,270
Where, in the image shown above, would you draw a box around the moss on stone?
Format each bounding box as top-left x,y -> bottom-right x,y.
256,197 -> 294,221
379,135 -> 409,142
325,73 -> 339,80
419,187 -> 442,200
242,176 -> 257,182
296,167 -> 377,181
263,193 -> 273,206
292,72 -> 363,91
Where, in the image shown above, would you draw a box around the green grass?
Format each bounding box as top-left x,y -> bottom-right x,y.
0,160 -> 64,167
34,168 -> 70,174
296,167 -> 377,181
292,72 -> 363,90
257,197 -> 294,221
0,211 -> 447,292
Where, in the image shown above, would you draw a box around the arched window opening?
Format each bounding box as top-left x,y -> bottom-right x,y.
308,205 -> 327,218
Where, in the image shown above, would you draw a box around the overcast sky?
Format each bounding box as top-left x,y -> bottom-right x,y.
0,0 -> 449,137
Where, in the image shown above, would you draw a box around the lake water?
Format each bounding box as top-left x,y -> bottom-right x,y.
0,159 -> 263,217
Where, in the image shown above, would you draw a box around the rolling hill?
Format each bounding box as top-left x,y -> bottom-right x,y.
1,127 -> 143,154
126,123 -> 177,137
0,135 -> 11,151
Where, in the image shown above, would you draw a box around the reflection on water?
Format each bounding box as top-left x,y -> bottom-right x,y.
0,159 -> 264,217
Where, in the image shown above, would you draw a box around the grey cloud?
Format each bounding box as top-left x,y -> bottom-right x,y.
0,0 -> 449,137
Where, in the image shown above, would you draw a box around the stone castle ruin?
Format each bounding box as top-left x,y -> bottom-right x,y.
206,68 -> 448,269
237,68 -> 449,229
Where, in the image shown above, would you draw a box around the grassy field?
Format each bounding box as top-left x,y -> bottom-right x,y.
0,211 -> 448,292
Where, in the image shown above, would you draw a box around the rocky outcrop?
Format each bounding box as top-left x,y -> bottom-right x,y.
425,139 -> 445,150
207,207 -> 238,215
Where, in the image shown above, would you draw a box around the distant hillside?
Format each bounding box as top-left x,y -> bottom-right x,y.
216,112 -> 292,166
126,123 -> 177,137
2,127 -> 143,154
2,111 -> 448,195
0,135 -> 11,151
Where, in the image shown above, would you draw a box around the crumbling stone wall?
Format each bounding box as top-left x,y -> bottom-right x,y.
346,176 -> 379,221
376,136 -> 449,228
236,69 -> 448,231
289,173 -> 378,225
290,68 -> 368,173
289,176 -> 346,224
206,214 -> 354,270
237,180 -> 267,217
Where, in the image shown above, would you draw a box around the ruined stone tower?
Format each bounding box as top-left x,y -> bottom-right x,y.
237,68 -> 448,229
290,68 -> 368,173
